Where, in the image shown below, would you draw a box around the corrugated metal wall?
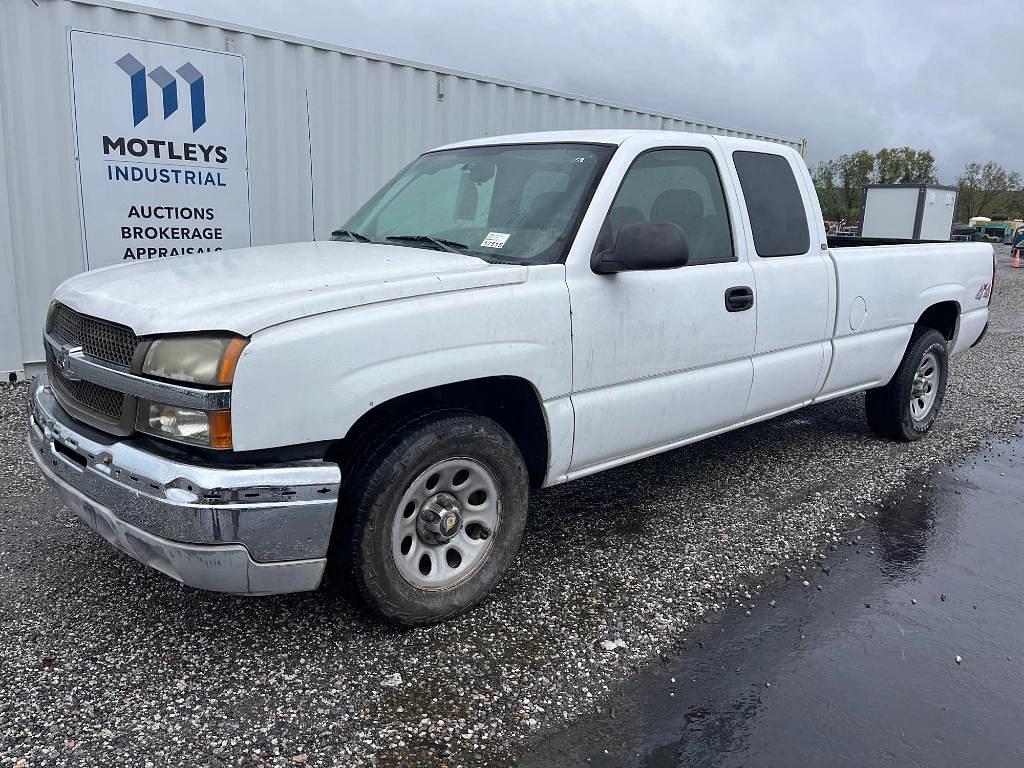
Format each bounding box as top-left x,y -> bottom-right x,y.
0,0 -> 804,377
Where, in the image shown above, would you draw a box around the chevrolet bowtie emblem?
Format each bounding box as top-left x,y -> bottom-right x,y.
56,345 -> 82,382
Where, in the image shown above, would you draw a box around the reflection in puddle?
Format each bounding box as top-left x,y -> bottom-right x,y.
524,434 -> 1024,768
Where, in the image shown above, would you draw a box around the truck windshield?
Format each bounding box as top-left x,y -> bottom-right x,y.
338,143 -> 614,264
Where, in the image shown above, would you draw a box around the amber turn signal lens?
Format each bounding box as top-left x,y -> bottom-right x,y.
209,410 -> 233,450
216,338 -> 248,386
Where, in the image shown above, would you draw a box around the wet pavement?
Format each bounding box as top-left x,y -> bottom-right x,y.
524,428 -> 1024,768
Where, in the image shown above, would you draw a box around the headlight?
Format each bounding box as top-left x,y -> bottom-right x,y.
137,335 -> 245,449
141,335 -> 247,385
137,400 -> 233,449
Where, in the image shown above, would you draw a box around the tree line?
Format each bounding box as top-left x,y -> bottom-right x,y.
812,147 -> 1023,223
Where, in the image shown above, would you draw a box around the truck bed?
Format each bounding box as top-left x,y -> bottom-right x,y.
821,239 -> 993,399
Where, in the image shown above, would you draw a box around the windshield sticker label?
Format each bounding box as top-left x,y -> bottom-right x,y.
481,232 -> 510,249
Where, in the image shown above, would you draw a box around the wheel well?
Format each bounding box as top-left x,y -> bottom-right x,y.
329,377 -> 549,488
916,301 -> 959,341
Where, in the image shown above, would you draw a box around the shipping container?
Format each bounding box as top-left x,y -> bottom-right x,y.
0,0 -> 805,378
859,184 -> 958,241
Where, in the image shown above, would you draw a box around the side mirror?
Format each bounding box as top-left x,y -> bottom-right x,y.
592,222 -> 689,274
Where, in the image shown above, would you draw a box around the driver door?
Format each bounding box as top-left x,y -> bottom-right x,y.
565,141 -> 756,474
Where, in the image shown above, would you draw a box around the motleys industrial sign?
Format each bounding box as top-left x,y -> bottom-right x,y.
69,30 -> 251,270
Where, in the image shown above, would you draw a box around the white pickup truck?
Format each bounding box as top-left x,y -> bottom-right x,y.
29,130 -> 994,625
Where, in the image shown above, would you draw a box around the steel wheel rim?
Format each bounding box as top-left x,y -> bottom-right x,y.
910,350 -> 940,420
391,457 -> 501,590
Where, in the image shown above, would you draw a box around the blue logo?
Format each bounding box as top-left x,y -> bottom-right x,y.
116,54 -> 206,132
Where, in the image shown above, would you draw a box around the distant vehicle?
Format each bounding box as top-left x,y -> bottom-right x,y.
978,222 -> 1016,242
1001,222 -> 1024,245
28,130 -> 995,625
951,225 -> 979,242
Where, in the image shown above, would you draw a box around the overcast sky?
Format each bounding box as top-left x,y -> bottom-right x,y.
141,0 -> 1022,182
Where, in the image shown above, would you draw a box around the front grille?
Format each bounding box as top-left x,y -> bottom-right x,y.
49,359 -> 125,420
50,303 -> 138,367
45,343 -> 130,430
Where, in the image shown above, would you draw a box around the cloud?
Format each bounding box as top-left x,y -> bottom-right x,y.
140,0 -> 1024,181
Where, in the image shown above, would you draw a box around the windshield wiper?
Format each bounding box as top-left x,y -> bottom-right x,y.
385,234 -> 469,254
330,228 -> 372,243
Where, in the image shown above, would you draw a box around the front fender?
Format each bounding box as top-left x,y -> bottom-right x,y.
229,265 -> 572,452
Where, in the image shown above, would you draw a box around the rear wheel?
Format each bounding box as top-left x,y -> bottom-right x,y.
865,327 -> 948,441
337,411 -> 529,626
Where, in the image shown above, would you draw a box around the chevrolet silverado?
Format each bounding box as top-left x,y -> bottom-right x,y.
28,130 -> 994,625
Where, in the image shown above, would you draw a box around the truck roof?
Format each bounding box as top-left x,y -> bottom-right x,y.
433,129 -> 800,156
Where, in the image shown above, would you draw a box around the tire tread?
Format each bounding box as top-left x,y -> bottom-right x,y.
865,326 -> 947,442
335,409 -> 528,626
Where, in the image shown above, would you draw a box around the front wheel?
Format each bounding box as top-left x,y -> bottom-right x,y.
865,327 -> 949,441
337,411 -> 530,626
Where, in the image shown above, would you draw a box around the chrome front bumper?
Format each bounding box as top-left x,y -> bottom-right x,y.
27,376 -> 341,595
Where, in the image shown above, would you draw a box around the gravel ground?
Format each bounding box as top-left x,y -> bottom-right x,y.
2,246 -> 1022,767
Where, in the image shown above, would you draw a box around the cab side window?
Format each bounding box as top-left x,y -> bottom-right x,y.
732,150 -> 810,257
600,148 -> 735,266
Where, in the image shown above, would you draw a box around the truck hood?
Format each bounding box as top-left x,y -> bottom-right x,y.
54,241 -> 528,336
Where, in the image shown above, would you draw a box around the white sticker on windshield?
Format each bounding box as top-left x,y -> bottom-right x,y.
480,232 -> 510,249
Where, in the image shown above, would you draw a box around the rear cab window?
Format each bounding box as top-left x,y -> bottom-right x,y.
732,151 -> 810,257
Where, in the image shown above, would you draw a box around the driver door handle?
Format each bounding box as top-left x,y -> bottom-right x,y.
725,286 -> 754,312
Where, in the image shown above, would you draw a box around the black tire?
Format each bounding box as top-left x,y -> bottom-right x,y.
865,327 -> 948,441
336,410 -> 529,626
